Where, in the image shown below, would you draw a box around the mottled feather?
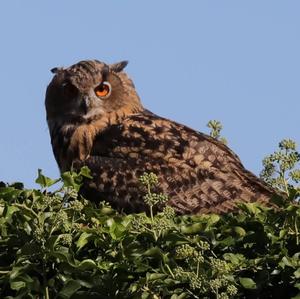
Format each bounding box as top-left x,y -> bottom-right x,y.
45,59 -> 275,214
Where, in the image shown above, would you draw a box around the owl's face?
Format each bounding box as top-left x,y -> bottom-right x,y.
45,60 -> 142,123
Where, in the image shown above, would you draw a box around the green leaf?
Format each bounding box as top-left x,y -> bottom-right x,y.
161,231 -> 189,246
0,186 -> 22,201
294,268 -> 300,279
76,259 -> 97,270
4,205 -> 20,219
79,166 -> 93,179
61,171 -> 81,191
234,226 -> 246,237
35,169 -> 60,188
219,236 -> 235,246
10,280 -> 26,290
147,273 -> 167,281
143,247 -> 164,259
279,229 -> 287,239
171,294 -> 189,299
280,256 -> 298,268
141,291 -> 151,299
181,223 -> 203,234
10,267 -> 23,280
238,202 -> 261,215
58,279 -> 82,298
223,253 -> 245,265
10,182 -> 24,190
206,214 -> 220,226
51,246 -> 76,266
76,232 -> 93,250
107,218 -> 127,240
239,277 -> 257,289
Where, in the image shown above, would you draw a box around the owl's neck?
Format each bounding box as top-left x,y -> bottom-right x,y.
48,100 -> 144,129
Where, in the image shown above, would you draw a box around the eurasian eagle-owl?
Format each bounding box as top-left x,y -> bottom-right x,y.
45,59 -> 274,214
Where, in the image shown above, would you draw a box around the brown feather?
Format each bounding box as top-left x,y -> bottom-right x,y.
45,59 -> 277,214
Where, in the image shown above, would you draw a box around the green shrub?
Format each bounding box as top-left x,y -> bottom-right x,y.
0,138 -> 299,298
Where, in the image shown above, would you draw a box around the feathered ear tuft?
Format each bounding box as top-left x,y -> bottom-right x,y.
50,67 -> 63,74
110,60 -> 128,73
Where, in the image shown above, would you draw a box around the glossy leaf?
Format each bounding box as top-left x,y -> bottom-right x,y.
239,277 -> 257,289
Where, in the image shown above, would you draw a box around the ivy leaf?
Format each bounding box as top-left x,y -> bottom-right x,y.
10,280 -> 26,291
3,205 -> 20,220
79,166 -> 93,179
58,279 -> 82,298
0,186 -> 22,201
181,223 -> 203,234
223,253 -> 245,266
76,259 -> 97,270
294,268 -> 300,279
76,232 -> 93,250
239,277 -> 257,289
35,169 -> 60,188
234,226 -> 246,237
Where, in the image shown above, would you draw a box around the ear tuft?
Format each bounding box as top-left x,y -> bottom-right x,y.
50,67 -> 63,74
110,60 -> 128,73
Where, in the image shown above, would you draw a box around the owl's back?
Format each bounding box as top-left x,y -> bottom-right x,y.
74,110 -> 274,214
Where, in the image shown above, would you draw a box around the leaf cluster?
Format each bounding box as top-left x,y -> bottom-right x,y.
0,168 -> 300,298
1,131 -> 300,298
260,139 -> 300,200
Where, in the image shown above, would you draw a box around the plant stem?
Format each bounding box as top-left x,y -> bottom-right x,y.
150,204 -> 158,240
147,181 -> 158,240
166,264 -> 175,279
45,286 -> 49,299
295,216 -> 299,245
196,260 -> 200,277
12,203 -> 39,218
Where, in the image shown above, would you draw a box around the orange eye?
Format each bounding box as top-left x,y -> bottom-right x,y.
94,81 -> 111,98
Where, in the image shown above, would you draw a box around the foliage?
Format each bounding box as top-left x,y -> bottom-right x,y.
0,139 -> 300,298
0,172 -> 299,298
207,120 -> 227,145
260,139 -> 300,200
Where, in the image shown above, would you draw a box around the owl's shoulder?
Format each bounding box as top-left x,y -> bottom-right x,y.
92,110 -> 242,167
121,110 -> 233,154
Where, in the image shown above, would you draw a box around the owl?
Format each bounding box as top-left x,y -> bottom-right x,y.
45,59 -> 275,214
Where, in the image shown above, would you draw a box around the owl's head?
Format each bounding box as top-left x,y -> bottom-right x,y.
45,60 -> 143,123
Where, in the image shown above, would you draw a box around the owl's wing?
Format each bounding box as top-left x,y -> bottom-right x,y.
74,155 -> 164,213
75,111 -> 276,214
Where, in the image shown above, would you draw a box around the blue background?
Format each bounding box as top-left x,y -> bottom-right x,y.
0,1 -> 299,187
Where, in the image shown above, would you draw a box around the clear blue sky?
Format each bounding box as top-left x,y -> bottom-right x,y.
0,1 -> 299,188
